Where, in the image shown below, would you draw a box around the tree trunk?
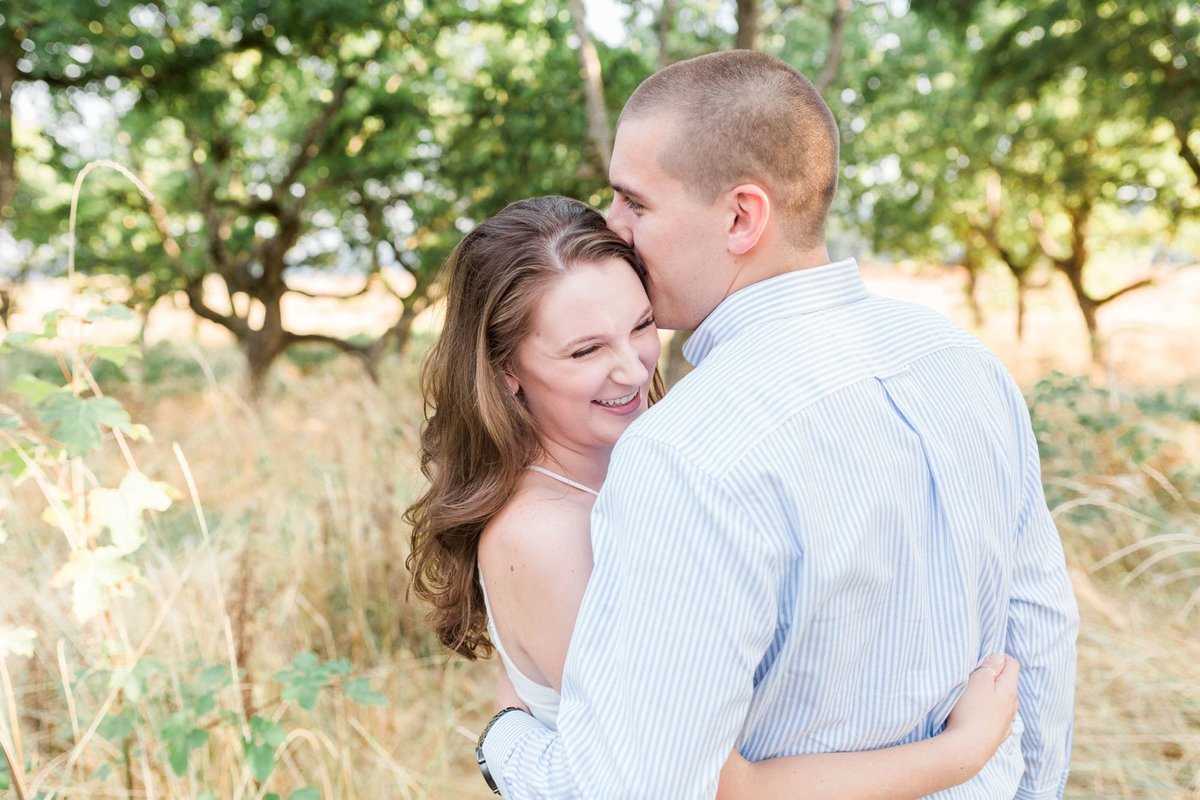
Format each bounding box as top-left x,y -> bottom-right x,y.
657,0 -> 676,69
813,0 -> 852,94
1171,115 -> 1200,193
242,280 -> 289,398
242,328 -> 286,399
735,0 -> 761,50
0,41 -> 18,223
1015,280 -> 1027,344
1079,295 -> 1102,365
1056,257 -> 1102,364
567,0 -> 613,174
0,284 -> 11,328
959,250 -> 984,329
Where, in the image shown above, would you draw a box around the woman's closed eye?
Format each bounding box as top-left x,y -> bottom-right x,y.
571,344 -> 601,359
633,316 -> 655,332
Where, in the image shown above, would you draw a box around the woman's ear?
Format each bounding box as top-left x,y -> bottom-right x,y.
503,370 -> 521,396
725,184 -> 771,256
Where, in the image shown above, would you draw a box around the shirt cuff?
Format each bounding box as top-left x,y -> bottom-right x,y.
480,710 -> 545,797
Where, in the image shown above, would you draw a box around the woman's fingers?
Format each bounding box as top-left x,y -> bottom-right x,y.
981,653 -> 1006,681
996,656 -> 1020,695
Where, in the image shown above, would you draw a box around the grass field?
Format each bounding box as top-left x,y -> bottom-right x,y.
2,262 -> 1199,798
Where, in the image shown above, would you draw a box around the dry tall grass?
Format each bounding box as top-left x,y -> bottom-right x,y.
2,328 -> 1199,799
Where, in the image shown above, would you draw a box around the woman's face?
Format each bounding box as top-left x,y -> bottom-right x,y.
509,257 -> 660,454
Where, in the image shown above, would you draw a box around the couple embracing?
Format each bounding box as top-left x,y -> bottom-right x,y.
408,50 -> 1078,799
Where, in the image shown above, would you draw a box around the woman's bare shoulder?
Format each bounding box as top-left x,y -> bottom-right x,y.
478,483 -> 592,575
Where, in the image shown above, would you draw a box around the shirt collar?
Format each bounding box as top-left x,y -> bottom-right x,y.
682,258 -> 867,366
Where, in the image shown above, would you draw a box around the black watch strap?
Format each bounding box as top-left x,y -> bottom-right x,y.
476,706 -> 525,794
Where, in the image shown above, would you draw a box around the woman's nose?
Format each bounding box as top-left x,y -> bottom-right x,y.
611,342 -> 649,385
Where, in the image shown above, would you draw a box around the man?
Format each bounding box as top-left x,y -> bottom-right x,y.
478,50 -> 1078,799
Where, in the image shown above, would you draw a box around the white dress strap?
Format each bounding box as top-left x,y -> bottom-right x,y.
526,465 -> 600,496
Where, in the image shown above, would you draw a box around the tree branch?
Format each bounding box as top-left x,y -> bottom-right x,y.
276,70 -> 358,195
185,277 -> 249,337
1171,115 -> 1200,192
284,331 -> 370,354
284,277 -> 374,301
1092,278 -> 1153,307
1027,209 -> 1072,270
814,0 -> 852,94
567,0 -> 613,173
657,0 -> 676,68
735,0 -> 761,50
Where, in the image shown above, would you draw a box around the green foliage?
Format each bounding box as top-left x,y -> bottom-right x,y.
265,788 -> 321,800
245,714 -> 287,783
1029,372 -> 1200,473
276,652 -> 350,711
342,676 -> 388,707
1027,373 -> 1200,609
38,393 -> 133,456
0,159 -> 391,795
272,650 -> 387,710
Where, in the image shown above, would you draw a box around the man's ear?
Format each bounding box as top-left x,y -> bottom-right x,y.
725,184 -> 771,256
503,370 -> 521,396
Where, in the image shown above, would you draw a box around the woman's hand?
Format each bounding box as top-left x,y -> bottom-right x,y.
493,665 -> 528,715
715,749 -> 752,800
943,653 -> 1020,774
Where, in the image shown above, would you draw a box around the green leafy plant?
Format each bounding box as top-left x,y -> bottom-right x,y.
1,162 -> 389,797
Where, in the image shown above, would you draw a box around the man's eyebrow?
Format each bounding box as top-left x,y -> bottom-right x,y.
611,182 -> 646,202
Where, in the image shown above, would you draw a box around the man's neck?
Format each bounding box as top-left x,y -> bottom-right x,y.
724,243 -> 833,300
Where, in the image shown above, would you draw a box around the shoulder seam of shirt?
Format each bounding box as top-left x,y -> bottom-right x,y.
614,430 -> 759,520
668,339 -> 993,482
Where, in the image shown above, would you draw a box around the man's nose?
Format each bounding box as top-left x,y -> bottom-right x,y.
606,202 -> 634,245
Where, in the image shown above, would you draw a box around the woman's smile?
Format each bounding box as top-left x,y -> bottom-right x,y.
593,389 -> 640,413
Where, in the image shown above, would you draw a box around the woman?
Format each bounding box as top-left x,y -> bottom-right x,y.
406,196 -> 1018,797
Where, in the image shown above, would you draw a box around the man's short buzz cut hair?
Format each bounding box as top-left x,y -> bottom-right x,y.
619,50 -> 839,248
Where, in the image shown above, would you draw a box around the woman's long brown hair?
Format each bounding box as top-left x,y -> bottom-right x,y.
405,196 -> 664,659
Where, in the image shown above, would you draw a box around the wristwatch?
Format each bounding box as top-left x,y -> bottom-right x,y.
476,706 -> 526,794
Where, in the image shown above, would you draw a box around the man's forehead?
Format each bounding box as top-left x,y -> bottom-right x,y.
610,116 -> 673,195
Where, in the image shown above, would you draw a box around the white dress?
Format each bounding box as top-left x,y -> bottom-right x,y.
477,465 -> 600,730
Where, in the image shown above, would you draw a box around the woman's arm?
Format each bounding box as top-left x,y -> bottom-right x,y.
482,491 -> 1018,800
716,655 -> 1021,800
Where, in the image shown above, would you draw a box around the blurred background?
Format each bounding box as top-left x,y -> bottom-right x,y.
0,0 -> 1197,797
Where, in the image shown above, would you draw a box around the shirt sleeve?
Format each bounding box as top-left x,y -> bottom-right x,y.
1005,383 -> 1080,799
480,433 -> 785,799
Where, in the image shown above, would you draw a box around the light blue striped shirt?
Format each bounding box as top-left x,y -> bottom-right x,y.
481,258 -> 1078,799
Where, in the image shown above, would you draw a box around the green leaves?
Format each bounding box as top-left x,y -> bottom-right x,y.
163,709 -> 210,777
341,676 -> 387,707
9,375 -> 60,406
244,715 -> 287,782
265,789 -> 320,800
85,343 -> 143,368
274,652 -> 388,710
274,652 -> 350,710
37,392 -> 132,457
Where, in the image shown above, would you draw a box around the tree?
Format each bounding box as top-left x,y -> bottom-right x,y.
842,2 -> 1184,361
913,0 -> 1200,195
11,0 -> 621,395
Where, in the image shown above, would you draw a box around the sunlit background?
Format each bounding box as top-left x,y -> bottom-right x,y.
1,0 -> 1198,797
